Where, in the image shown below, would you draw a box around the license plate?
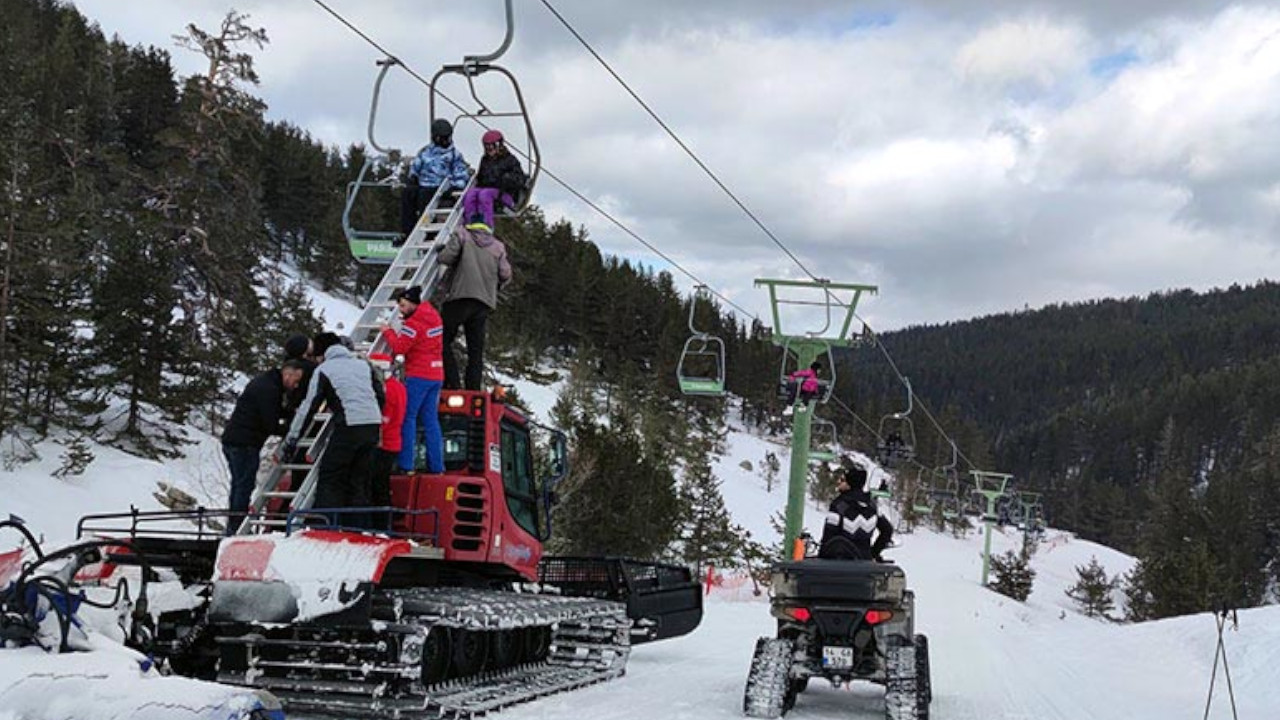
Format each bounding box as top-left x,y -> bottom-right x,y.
822,646 -> 854,669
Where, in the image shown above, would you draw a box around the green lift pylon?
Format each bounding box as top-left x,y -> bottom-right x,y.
755,278 -> 878,559
971,470 -> 1013,585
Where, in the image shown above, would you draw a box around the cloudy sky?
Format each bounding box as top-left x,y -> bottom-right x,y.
71,0 -> 1280,332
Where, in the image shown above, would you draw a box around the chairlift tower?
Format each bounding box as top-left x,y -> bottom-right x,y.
755,278 -> 877,558
971,470 -> 1013,585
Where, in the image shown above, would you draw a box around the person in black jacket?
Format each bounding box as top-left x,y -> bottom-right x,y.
222,360 -> 307,534
460,129 -> 527,230
819,463 -> 894,561
282,334 -> 318,422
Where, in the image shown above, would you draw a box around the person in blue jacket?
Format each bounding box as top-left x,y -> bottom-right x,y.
398,118 -> 470,245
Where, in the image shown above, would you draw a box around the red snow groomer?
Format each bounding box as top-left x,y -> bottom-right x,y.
78,388 -> 702,718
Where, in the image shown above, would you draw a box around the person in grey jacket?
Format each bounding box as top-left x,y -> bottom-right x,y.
280,332 -> 385,530
437,214 -> 513,390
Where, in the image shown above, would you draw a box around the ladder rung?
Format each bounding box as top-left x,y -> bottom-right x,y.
275,463 -> 313,471
262,491 -> 299,499
248,518 -> 289,527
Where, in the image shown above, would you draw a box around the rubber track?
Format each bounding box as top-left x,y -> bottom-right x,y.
218,587 -> 630,718
743,637 -> 794,719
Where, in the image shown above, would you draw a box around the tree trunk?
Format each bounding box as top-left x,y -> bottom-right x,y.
0,150 -> 14,437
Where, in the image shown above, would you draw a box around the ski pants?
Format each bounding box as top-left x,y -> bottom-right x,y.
399,377 -> 444,473
223,443 -> 261,536
442,298 -> 490,391
461,187 -> 514,229
315,424 -> 379,530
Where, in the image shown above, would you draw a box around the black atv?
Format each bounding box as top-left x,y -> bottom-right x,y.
743,558 -> 931,719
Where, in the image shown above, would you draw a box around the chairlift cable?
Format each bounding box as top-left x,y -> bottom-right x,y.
308,0 -> 760,323
316,0 -> 981,474
852,318 -> 979,472
540,0 -> 820,281
539,0 -> 984,471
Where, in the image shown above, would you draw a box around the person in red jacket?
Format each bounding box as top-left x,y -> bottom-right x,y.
379,285 -> 445,473
368,353 -> 407,531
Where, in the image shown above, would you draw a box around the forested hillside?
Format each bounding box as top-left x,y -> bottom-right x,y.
844,285 -> 1280,619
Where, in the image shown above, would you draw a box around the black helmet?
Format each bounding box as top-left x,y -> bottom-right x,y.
840,463 -> 868,491
431,118 -> 453,139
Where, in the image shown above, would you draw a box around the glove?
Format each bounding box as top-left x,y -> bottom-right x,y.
276,439 -> 298,463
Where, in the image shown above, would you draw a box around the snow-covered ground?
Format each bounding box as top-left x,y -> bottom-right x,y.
4,282 -> 1278,720
507,420 -> 1277,720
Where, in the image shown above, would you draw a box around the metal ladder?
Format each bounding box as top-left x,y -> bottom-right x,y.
239,179 -> 475,535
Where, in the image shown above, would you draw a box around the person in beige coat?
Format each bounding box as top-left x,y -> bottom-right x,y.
437,214 -> 513,390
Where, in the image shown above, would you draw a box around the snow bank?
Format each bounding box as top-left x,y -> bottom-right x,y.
0,643 -> 278,720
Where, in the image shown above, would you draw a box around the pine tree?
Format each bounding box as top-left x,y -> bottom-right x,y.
760,451 -> 780,493
1065,557 -> 1117,618
549,408 -> 680,558
676,456 -> 743,574
988,549 -> 1035,601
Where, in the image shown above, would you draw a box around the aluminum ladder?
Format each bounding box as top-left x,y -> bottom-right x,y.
239,179 -> 475,535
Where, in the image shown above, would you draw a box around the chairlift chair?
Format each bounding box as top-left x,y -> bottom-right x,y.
939,492 -> 962,520
908,469 -> 933,514
875,378 -> 918,468
677,286 -> 727,397
870,478 -> 892,501
777,338 -> 835,406
341,57 -> 419,265
429,0 -> 540,218
1013,491 -> 1042,529
809,418 -> 839,462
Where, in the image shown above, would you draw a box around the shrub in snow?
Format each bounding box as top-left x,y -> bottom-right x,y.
53,435 -> 94,478
1066,556 -> 1119,619
988,549 -> 1035,601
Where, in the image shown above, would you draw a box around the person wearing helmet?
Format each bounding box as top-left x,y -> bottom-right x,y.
460,129 -> 528,230
818,463 -> 894,561
398,118 -> 471,245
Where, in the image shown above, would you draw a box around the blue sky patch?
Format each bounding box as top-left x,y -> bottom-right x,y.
1090,48 -> 1141,79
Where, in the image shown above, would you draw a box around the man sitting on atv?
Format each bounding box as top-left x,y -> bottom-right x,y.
819,463 -> 894,561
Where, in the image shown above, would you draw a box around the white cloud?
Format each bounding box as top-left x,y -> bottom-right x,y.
1043,7 -> 1280,184
65,1 -> 1280,331
955,17 -> 1093,87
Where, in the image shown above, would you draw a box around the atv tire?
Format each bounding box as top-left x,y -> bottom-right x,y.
914,634 -> 932,706
743,637 -> 795,718
884,635 -> 929,720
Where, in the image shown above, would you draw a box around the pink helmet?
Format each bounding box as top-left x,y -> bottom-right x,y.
482,129 -> 504,145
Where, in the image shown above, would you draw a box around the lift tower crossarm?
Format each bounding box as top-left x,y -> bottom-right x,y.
754,278 -> 878,558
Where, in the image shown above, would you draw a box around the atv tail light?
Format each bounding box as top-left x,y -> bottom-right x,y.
446,395 -> 465,408
472,396 -> 485,417
864,609 -> 893,625
784,607 -> 811,622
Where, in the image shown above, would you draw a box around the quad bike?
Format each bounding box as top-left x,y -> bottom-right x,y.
743,556 -> 931,719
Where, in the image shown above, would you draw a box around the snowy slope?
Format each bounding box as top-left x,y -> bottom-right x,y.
4,282 -> 1278,720
1,428 -> 231,546
507,421 -> 1277,720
